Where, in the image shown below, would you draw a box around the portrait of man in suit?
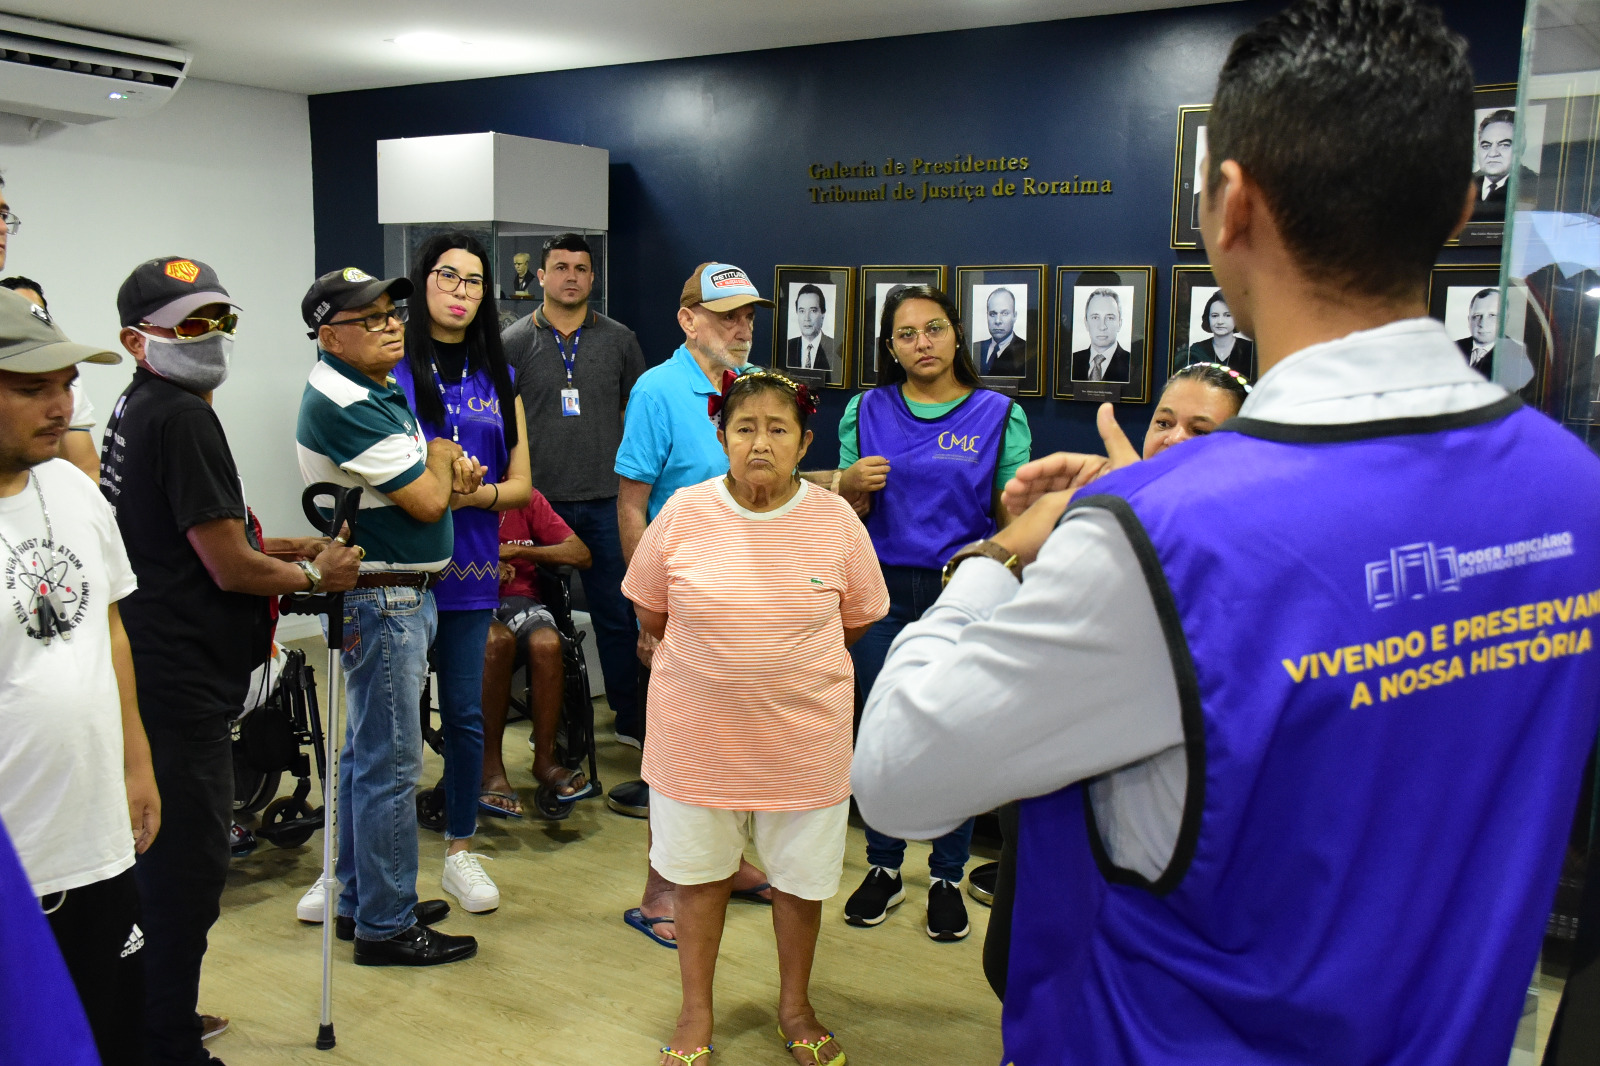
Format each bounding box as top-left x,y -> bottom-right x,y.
1069,287 -> 1132,384
1455,287 -> 1498,377
785,283 -> 836,372
511,251 -> 534,294
971,286 -> 1028,377
1470,109 -> 1537,223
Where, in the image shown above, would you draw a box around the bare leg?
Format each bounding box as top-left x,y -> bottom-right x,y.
663,877 -> 732,1063
772,890 -> 840,1065
528,626 -> 582,794
479,621 -> 521,817
642,845 -> 678,942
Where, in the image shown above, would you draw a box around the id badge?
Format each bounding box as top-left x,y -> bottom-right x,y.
561,389 -> 581,417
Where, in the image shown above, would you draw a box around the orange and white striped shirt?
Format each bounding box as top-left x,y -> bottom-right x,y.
622,477 -> 889,810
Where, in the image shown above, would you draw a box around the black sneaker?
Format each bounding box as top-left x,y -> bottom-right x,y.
843,866 -> 904,927
927,879 -> 971,941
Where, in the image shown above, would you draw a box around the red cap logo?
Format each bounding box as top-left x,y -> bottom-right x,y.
164,259 -> 200,284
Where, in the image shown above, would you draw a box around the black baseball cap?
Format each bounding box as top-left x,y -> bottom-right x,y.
117,256 -> 239,328
302,267 -> 413,337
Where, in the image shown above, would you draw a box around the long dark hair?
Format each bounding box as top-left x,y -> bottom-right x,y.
875,284 -> 981,388
403,232 -> 518,447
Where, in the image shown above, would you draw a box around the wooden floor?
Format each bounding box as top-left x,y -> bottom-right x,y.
204,657 -> 1003,1065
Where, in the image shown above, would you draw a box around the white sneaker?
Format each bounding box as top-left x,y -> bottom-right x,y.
442,852 -> 500,913
296,880 -> 335,923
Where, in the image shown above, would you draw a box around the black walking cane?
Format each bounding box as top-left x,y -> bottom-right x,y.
283,483 -> 362,1051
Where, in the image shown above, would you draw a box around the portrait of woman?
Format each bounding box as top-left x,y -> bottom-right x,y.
1182,289 -> 1254,378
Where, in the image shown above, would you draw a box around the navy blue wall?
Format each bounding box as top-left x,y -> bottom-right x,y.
308,0 -> 1526,466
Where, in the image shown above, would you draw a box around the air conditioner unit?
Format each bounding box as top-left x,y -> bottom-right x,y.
0,13 -> 189,124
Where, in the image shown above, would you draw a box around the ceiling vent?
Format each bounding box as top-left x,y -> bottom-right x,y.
0,13 -> 189,124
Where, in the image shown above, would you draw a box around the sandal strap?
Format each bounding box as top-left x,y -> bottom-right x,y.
784,1031 -> 839,1058
659,1044 -> 713,1064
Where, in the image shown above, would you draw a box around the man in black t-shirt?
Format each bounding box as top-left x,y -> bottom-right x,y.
101,257 -> 358,1066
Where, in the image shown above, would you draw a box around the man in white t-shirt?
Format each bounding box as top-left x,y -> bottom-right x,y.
0,288 -> 159,1066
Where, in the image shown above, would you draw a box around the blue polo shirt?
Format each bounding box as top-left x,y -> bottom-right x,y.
615,344 -> 736,520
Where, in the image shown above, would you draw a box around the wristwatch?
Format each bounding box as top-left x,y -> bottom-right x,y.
295,559 -> 324,595
941,539 -> 1021,587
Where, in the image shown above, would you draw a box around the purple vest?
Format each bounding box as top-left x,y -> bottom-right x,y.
1003,399 -> 1600,1066
392,359 -> 510,611
857,385 -> 1012,569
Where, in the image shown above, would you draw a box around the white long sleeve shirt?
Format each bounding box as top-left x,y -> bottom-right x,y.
851,317 -> 1507,880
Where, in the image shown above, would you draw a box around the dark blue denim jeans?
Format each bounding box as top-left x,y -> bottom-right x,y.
336,585 -> 436,941
550,497 -> 639,729
433,608 -> 492,841
851,565 -> 975,883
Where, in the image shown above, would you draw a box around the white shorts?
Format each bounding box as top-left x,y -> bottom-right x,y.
648,791 -> 850,902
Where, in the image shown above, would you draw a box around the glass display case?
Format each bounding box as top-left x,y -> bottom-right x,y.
1498,3 -> 1600,1062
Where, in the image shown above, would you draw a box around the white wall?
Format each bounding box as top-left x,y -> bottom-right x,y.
2,77 -> 319,542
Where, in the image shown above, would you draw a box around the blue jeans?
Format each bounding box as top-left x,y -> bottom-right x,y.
433,608 -> 492,841
335,585 -> 437,941
852,565 -> 975,883
550,498 -> 639,729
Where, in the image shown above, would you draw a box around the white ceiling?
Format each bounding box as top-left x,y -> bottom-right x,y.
2,0 -> 1234,96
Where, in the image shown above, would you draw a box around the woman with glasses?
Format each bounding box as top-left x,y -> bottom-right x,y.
833,284 -> 1031,941
391,233 -> 531,915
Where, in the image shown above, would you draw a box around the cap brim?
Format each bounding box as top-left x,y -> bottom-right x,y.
142,291 -> 242,328
1,340 -> 122,374
699,294 -> 774,312
341,277 -> 414,314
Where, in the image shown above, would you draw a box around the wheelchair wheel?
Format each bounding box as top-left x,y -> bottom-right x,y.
261,796 -> 316,848
416,784 -> 447,833
532,783 -> 573,822
232,741 -> 280,816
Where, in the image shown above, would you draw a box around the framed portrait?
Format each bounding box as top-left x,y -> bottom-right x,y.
1451,85 -> 1546,247
957,265 -> 1047,397
1426,265 -> 1504,379
1169,266 -> 1256,383
1170,106 -> 1209,250
857,265 -> 947,389
1053,267 -> 1155,404
771,266 -> 852,389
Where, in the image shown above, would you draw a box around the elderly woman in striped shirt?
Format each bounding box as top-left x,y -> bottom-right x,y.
623,370 -> 889,1066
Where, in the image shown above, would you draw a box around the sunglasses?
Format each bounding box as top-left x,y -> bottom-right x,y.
144,313 -> 240,339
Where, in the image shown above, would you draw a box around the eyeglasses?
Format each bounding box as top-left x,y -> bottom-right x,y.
327,305 -> 409,332
163,313 -> 239,339
430,267 -> 484,298
0,210 -> 19,232
891,320 -> 951,348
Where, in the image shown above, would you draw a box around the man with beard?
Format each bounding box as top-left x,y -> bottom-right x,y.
614,261 -> 777,948
501,234 -> 648,747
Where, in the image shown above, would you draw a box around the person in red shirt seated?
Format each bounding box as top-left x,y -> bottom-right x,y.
481,490 -> 593,817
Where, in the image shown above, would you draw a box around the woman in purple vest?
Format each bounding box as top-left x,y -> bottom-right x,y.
836,284 -> 1032,940
393,233 -> 531,915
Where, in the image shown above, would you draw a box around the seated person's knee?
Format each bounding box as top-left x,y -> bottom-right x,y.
528,626 -> 562,667
485,621 -> 515,669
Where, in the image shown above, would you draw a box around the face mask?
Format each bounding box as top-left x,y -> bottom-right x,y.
139,330 -> 233,392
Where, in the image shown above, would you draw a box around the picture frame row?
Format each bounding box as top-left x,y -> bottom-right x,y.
1172,83 -> 1525,250
771,263 -> 1504,404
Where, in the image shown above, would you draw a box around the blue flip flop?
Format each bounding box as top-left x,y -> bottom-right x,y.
624,907 -> 677,949
477,790 -> 523,819
731,882 -> 773,905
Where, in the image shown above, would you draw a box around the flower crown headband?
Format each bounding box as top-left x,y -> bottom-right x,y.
707,368 -> 820,426
1184,361 -> 1253,394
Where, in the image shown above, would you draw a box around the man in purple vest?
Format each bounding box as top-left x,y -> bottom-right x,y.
853,3 -> 1600,1064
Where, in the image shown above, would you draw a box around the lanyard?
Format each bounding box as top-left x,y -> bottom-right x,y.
428,355 -> 469,443
553,327 -> 581,389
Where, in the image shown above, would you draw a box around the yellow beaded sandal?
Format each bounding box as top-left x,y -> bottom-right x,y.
779,1027 -> 846,1066
659,1043 -> 712,1065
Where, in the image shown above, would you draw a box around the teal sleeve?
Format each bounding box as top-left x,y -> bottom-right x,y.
995,403 -> 1033,489
835,394 -> 863,469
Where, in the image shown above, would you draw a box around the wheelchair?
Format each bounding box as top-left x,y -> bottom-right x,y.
416,564 -> 601,825
231,646 -> 332,849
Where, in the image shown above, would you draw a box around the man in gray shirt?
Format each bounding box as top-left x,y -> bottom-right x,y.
502,234 -> 647,742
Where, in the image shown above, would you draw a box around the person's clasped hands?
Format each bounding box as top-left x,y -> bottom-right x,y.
992,403 -> 1141,568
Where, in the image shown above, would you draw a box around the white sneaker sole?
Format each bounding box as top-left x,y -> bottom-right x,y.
844,885 -> 905,926
443,873 -> 500,914
926,920 -> 971,941
296,887 -> 328,923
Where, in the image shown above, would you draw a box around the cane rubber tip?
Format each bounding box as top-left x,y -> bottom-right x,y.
316,1024 -> 336,1050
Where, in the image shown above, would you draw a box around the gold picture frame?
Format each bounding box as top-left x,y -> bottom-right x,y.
771,265 -> 853,389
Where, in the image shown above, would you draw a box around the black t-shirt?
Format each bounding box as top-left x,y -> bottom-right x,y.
101,369 -> 270,721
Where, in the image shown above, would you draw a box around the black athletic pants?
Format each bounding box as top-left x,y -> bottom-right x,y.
45,866 -> 146,1066
135,715 -> 232,1066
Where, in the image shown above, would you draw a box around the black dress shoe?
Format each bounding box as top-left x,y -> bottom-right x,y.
337,899 -> 452,942
353,923 -> 477,966
606,779 -> 649,818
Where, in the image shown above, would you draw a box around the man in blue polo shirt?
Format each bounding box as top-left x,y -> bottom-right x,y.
293,267 -> 481,967
615,261 -> 775,947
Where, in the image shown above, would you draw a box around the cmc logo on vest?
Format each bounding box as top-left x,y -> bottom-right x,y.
938,431 -> 981,454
